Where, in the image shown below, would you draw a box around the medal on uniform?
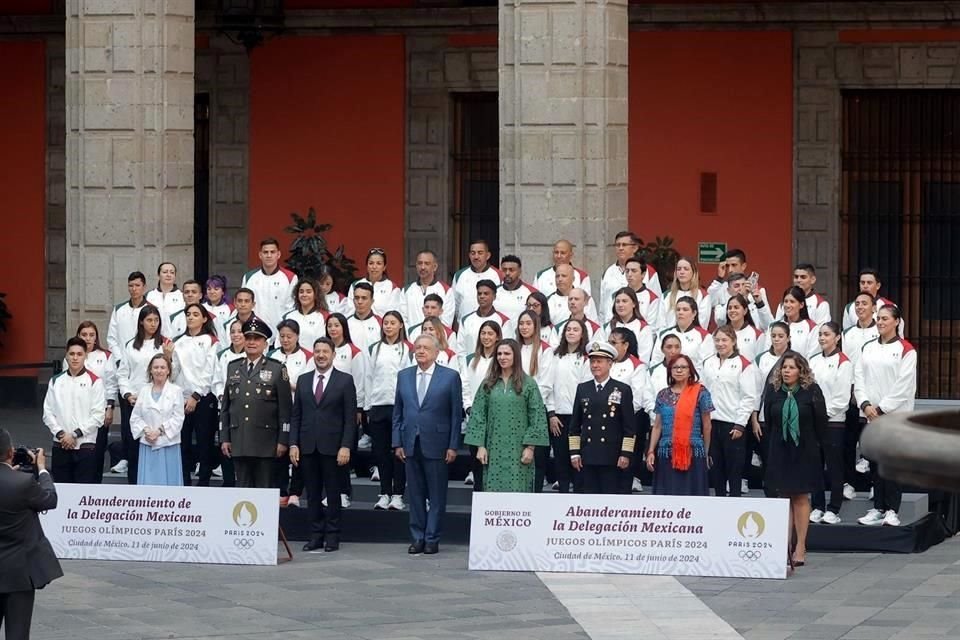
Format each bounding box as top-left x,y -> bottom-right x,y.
609,388 -> 622,405
260,369 -> 273,382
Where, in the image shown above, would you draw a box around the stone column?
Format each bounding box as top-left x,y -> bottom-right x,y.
66,0 -> 194,332
499,0 -> 628,295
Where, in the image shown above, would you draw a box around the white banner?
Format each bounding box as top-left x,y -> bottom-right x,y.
469,493 -> 790,579
40,484 -> 280,566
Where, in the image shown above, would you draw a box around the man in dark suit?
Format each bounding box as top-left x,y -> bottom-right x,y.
0,430 -> 63,640
221,317 -> 292,489
289,337 -> 357,553
393,334 -> 463,555
569,341 -> 637,494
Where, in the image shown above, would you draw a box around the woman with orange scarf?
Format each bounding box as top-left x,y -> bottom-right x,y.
645,354 -> 714,495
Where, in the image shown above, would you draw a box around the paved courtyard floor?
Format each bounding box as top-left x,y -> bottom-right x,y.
3,408 -> 959,640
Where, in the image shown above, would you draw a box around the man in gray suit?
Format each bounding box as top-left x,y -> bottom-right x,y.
0,429 -> 63,640
393,334 -> 463,555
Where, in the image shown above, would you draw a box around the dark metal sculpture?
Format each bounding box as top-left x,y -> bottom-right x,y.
861,410 -> 960,492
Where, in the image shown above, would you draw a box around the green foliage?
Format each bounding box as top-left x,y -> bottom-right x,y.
283,207 -> 358,292
0,292 -> 10,347
636,236 -> 681,289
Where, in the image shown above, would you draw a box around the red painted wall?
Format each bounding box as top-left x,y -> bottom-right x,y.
629,30 -> 793,286
249,35 -> 406,276
0,41 -> 45,366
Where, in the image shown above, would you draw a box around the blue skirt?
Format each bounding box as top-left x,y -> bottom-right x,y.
652,455 -> 710,496
137,441 -> 183,486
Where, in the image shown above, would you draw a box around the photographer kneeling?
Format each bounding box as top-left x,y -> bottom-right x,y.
0,429 -> 63,640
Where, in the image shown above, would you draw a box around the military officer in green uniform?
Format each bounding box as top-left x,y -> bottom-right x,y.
568,341 -> 637,495
220,317 -> 292,488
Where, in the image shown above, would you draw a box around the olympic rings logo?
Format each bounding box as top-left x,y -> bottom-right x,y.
738,550 -> 762,561
234,538 -> 255,550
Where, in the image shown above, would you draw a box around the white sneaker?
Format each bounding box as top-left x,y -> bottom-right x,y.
551,481 -> 560,492
464,471 -> 474,486
110,460 -> 128,474
358,434 -> 372,449
632,478 -> 644,493
741,479 -> 750,494
843,483 -> 856,500
371,466 -> 380,482
809,509 -> 824,524
858,508 -> 885,526
821,511 -> 841,525
855,457 -> 870,474
374,494 -> 390,510
751,453 -> 762,467
212,465 -> 223,478
340,494 -> 351,509
389,495 -> 405,511
883,510 -> 901,527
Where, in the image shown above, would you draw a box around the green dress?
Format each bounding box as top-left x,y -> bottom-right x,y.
464,375 -> 549,493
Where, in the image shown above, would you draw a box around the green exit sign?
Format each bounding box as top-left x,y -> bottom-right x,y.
698,242 -> 727,264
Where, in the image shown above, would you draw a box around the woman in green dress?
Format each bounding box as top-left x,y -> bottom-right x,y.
465,339 -> 549,492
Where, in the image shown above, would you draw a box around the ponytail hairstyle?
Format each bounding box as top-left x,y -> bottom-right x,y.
768,321 -> 791,355
819,320 -> 842,353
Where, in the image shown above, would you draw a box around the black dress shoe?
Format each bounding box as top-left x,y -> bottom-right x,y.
302,538 -> 324,552
424,542 -> 439,555
324,542 -> 340,552
408,540 -> 425,554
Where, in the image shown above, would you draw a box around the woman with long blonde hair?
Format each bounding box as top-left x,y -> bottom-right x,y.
663,257 -> 711,328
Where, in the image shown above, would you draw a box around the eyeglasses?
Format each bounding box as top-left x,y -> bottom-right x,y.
671,365 -> 690,371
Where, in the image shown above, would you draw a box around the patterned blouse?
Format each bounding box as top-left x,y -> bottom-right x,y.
653,386 -> 715,459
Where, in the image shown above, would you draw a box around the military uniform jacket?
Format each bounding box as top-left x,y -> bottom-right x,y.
568,378 -> 637,467
220,356 -> 292,457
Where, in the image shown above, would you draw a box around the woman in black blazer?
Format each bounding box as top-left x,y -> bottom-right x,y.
762,350 -> 827,567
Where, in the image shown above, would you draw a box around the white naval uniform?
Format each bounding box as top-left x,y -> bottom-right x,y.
240,266 -> 298,331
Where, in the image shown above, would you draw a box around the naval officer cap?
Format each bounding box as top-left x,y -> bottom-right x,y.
587,341 -> 617,360
242,316 -> 272,340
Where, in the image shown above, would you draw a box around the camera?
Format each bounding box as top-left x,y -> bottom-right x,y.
12,446 -> 37,474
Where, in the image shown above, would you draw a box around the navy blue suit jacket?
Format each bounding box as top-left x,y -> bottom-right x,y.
392,364 -> 463,460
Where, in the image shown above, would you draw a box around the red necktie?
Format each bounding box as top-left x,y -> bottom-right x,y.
315,374 -> 324,404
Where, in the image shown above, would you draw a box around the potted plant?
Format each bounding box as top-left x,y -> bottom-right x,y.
283,207 -> 358,292
637,236 -> 681,290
